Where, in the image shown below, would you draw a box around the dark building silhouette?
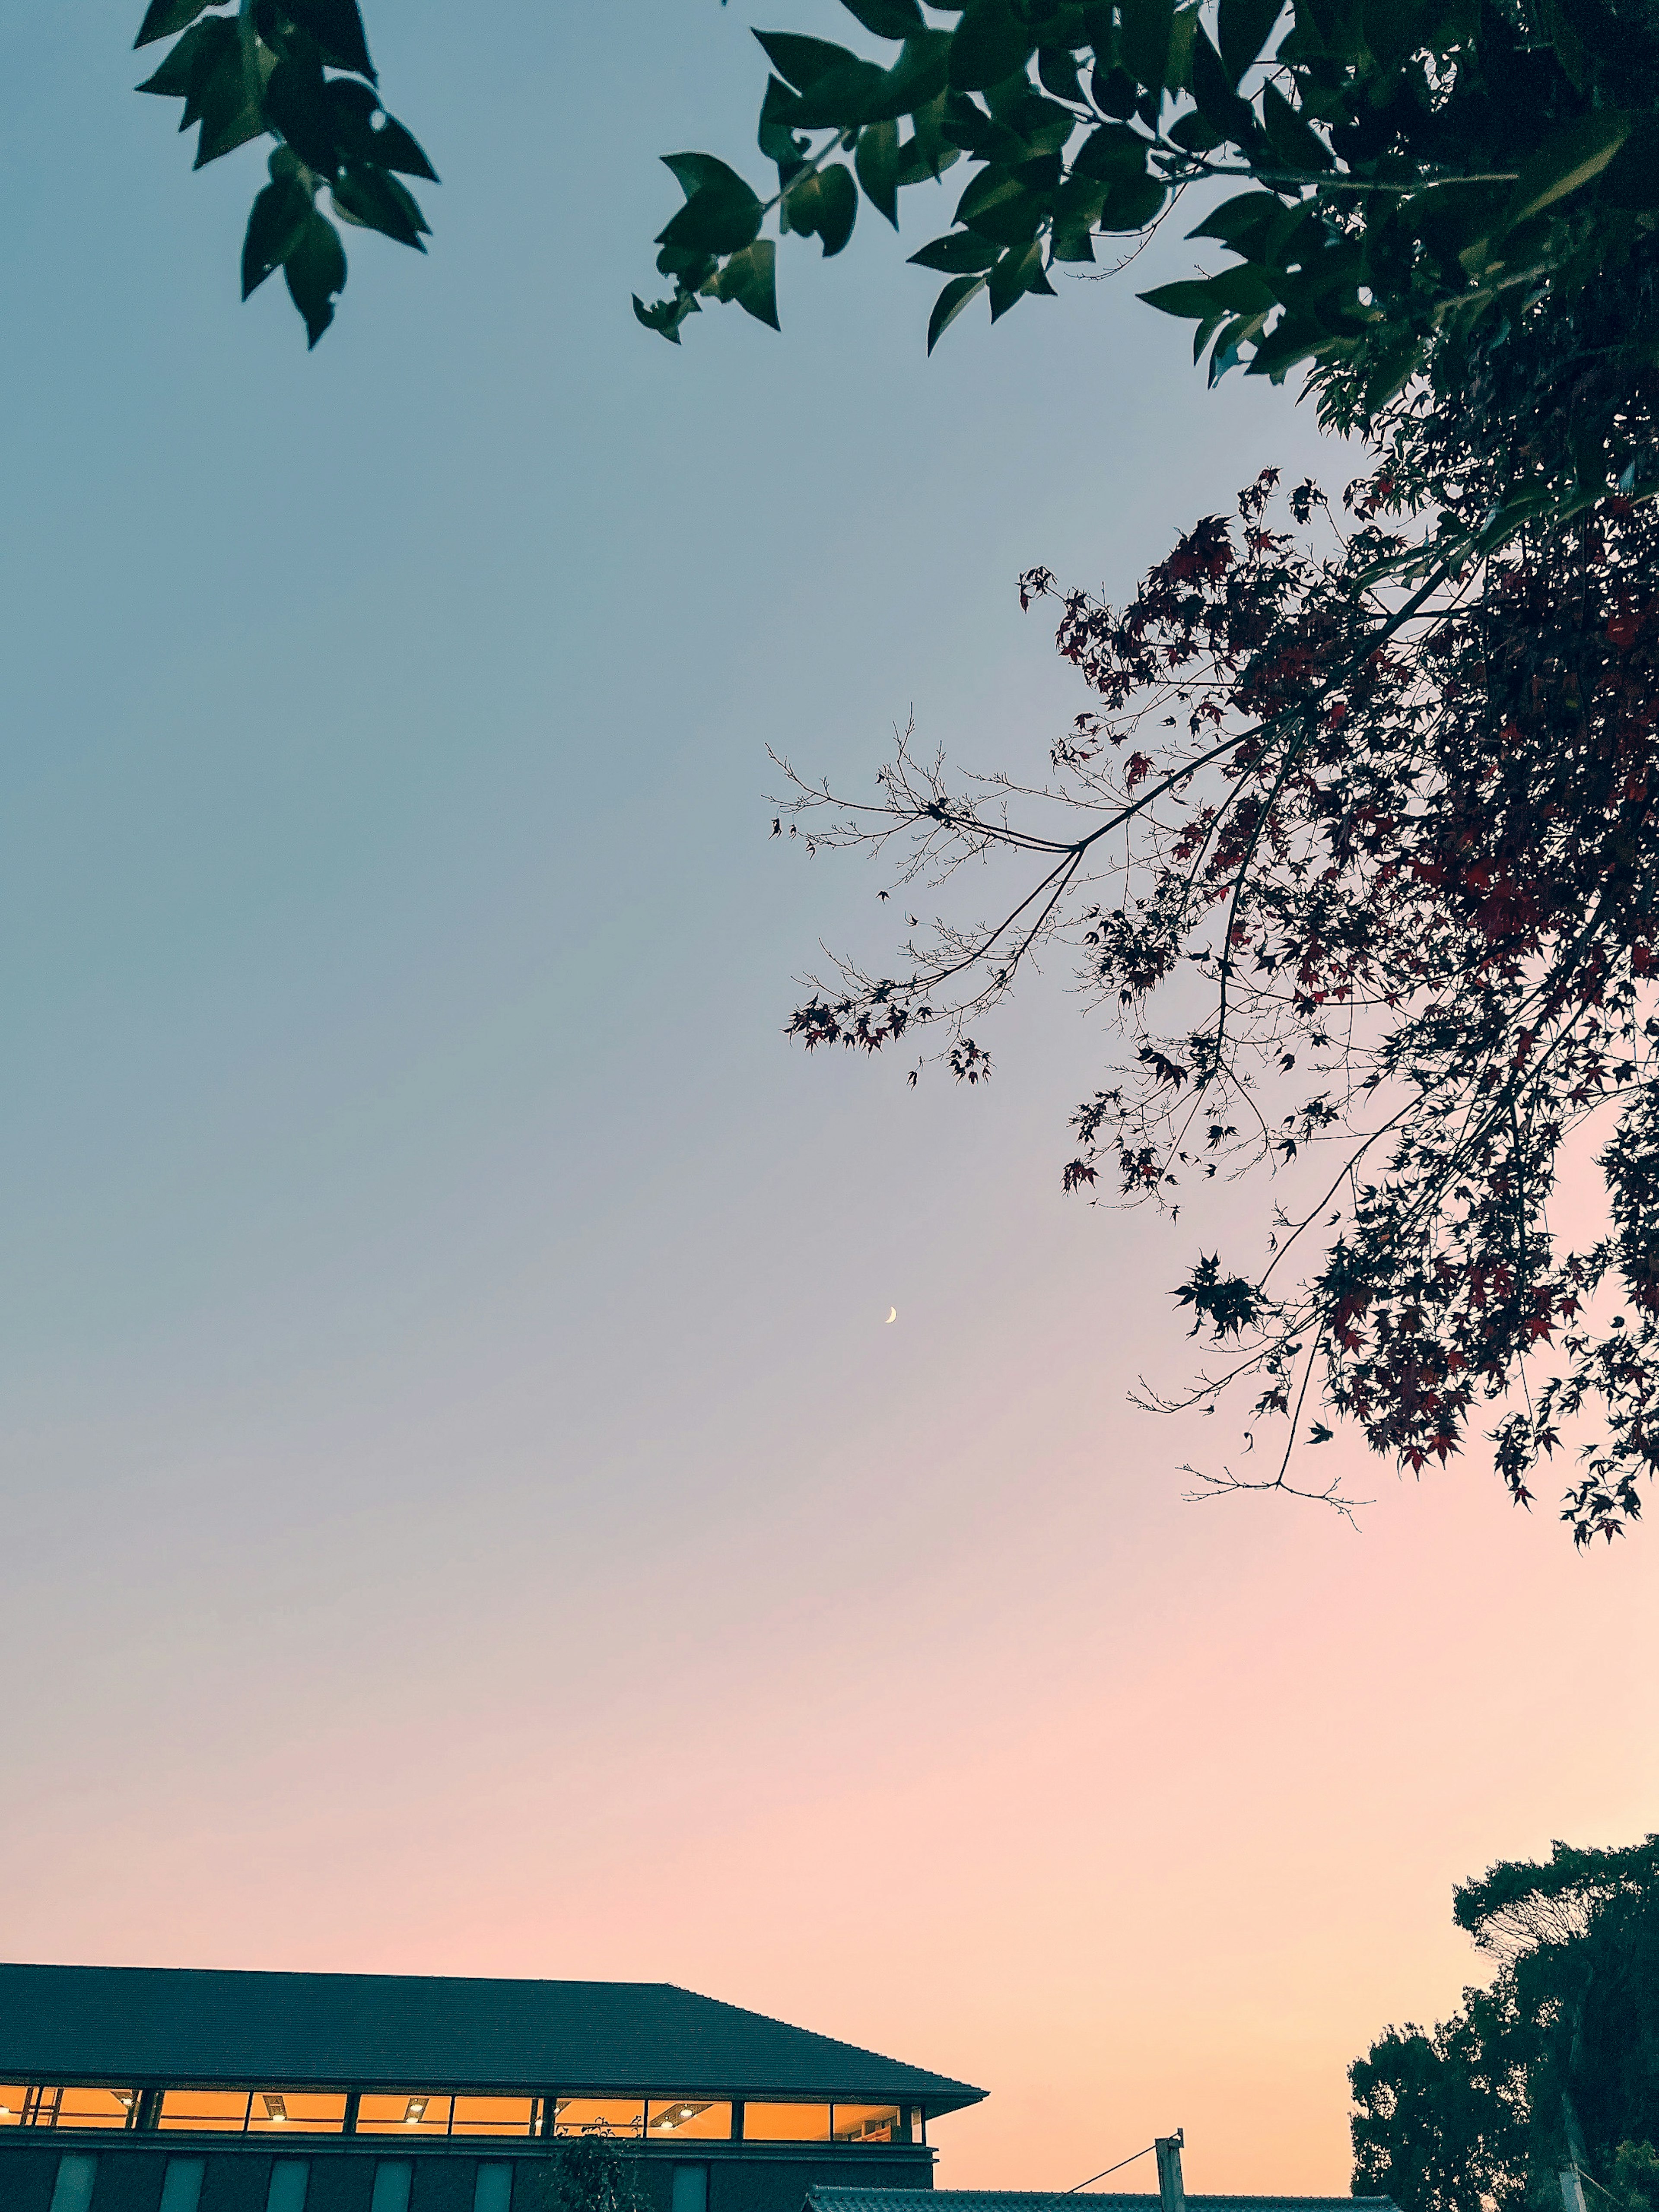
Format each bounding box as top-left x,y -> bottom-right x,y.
0,1965 -> 984,2212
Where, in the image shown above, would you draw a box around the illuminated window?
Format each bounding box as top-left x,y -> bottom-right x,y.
159,2090 -> 253,2132
833,2106 -> 901,2144
553,2100 -> 645,2138
248,2093 -> 347,2135
371,2161 -> 413,2212
672,2166 -> 709,2212
48,2087 -> 135,2130
450,2098 -> 537,2137
357,2094 -> 452,2136
475,2165 -> 515,2212
647,2102 -> 732,2141
742,2104 -> 831,2141
0,2085 -> 27,2126
161,2159 -> 207,2212
267,2161 -> 310,2212
50,2157 -> 99,2212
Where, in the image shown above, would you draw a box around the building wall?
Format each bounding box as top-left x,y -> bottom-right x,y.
0,2139 -> 935,2212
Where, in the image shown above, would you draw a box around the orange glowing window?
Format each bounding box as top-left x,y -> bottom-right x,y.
449,2099 -> 537,2137
50,2087 -> 137,2130
356,2094 -> 453,2136
0,2087 -> 27,2127
246,2092 -> 347,2134
647,2102 -> 733,2141
833,2106 -> 900,2144
553,2100 -> 645,2138
742,2104 -> 830,2142
159,2091 -> 253,2132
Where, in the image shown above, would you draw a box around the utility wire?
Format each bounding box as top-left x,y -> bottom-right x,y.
1065,2144 -> 1159,2194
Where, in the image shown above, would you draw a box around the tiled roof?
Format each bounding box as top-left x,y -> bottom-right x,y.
808,2193 -> 1394,2212
0,1964 -> 986,2109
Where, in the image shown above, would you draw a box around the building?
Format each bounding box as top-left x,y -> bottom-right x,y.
0,1965 -> 985,2212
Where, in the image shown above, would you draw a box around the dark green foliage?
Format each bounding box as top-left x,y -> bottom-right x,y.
134,0 -> 435,346
519,2136 -> 654,2212
1352,1840 -> 1659,2212
636,0 -> 1659,516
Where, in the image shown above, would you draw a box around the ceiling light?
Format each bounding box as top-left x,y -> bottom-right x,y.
263,2097 -> 288,2123
404,2098 -> 429,2126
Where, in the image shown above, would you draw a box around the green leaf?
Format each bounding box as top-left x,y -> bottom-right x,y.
1191,26 -> 1255,138
134,14 -> 232,99
1071,121 -> 1153,179
331,161 -> 429,248
242,171 -> 312,297
191,40 -> 265,166
1259,78 -> 1332,170
283,207 -> 347,346
633,289 -> 702,343
1117,0 -> 1175,92
927,270 -> 987,349
837,0 -> 926,32
754,31 -> 864,92
134,0 -> 217,50
908,230 -> 1000,270
1037,45 -> 1085,99
1188,188 -> 1281,251
864,30 -> 955,120
988,237 -> 1050,317
782,162 -> 859,252
265,57 -> 337,173
752,34 -> 891,126
1100,169 -> 1167,227
715,237 -> 781,327
949,0 -> 1039,91
285,0 -> 375,82
855,119 -> 902,224
1501,108 -> 1631,230
814,160 -> 859,253
657,153 -> 764,255
324,81 -> 439,180
1139,275 -> 1236,317
894,90 -> 961,181
759,75 -> 807,167
1166,2 -> 1201,91
1217,0 -> 1283,83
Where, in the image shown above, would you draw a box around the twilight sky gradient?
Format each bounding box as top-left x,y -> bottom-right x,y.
2,4 -> 1655,2199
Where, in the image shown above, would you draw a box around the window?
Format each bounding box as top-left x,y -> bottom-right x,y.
672,2166 -> 709,2212
371,2161 -> 414,2212
647,2103 -> 732,2141
161,2159 -> 207,2212
247,2093 -> 348,2134
49,2155 -> 99,2212
357,2094 -> 453,2135
475,2165 -> 515,2212
27,2088 -> 134,2130
267,2161 -> 309,2212
451,2098 -> 537,2137
159,2090 -> 254,2132
832,2106 -> 901,2144
552,2100 -> 645,2138
741,2104 -> 830,2142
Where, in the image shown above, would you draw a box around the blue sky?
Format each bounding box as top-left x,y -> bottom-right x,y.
2,6 -> 1653,2193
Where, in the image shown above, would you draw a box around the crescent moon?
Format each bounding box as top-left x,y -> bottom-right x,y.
884,1307 -> 897,1324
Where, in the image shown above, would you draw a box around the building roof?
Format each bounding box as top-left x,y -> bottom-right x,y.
0,1965 -> 985,2113
807,2196 -> 1395,2212
807,2196 -> 1394,2212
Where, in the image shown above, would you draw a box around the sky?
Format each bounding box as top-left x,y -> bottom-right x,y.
1,3 -> 1655,2197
